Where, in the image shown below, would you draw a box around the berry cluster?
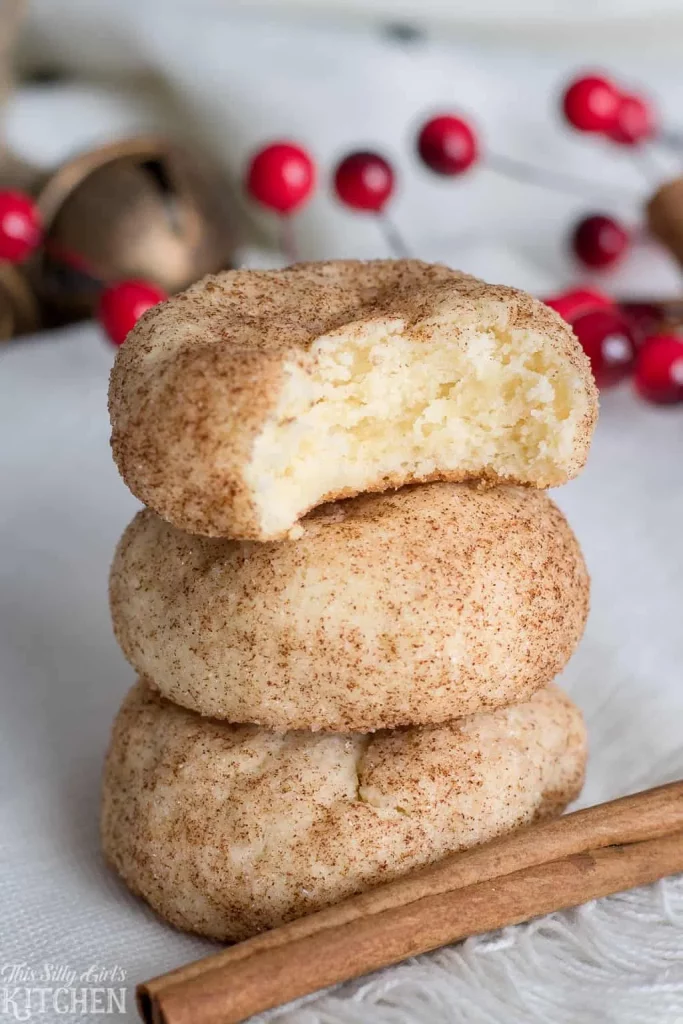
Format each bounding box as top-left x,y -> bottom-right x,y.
245,142 -> 397,215
559,73 -> 660,271
562,74 -> 656,147
545,288 -> 683,404
243,129 -> 682,405
244,93 -> 643,274
3,71 -> 676,371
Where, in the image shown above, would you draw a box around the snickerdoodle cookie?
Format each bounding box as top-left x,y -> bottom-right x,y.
109,260 -> 597,541
101,679 -> 586,941
109,482 -> 589,732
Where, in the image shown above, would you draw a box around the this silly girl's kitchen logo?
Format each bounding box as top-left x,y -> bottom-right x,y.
0,963 -> 127,1019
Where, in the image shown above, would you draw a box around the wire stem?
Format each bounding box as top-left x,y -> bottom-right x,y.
487,152 -> 639,201
280,217 -> 298,265
377,214 -> 411,257
629,143 -> 667,186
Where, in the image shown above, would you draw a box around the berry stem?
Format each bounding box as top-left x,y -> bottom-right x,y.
486,152 -> 638,200
650,128 -> 683,151
377,213 -> 411,258
629,144 -> 666,186
280,217 -> 299,266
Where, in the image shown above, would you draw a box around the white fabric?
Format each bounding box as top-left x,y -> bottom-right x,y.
2,7 -> 683,1023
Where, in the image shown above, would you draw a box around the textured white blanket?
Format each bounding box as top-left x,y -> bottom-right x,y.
2,303 -> 683,1024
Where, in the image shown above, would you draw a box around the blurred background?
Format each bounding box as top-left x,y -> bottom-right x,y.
5,0 -> 683,306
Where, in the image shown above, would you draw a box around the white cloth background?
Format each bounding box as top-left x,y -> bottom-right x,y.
2,6 -> 683,1023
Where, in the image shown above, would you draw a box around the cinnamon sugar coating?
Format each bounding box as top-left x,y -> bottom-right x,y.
101,679 -> 586,941
109,482 -> 590,731
109,260 -> 597,541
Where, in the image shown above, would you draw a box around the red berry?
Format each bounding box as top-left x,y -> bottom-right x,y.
618,302 -> 666,345
571,214 -> 630,269
544,287 -> 613,324
98,280 -> 167,346
562,74 -> 620,133
334,151 -> 394,212
416,115 -> 478,176
246,142 -> 315,215
0,190 -> 42,262
608,92 -> 656,145
572,309 -> 637,388
634,335 -> 683,404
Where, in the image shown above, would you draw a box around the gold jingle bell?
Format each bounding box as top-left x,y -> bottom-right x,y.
0,262 -> 40,341
33,135 -> 235,323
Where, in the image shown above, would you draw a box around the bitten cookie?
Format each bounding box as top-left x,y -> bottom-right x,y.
109,260 -> 597,540
101,680 -> 587,942
109,482 -> 590,732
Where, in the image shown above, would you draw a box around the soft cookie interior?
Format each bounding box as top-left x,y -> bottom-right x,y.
245,319 -> 591,538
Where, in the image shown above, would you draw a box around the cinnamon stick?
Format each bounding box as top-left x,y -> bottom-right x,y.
138,781 -> 683,1024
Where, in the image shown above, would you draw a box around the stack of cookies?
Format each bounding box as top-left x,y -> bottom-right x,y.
101,260 -> 597,942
